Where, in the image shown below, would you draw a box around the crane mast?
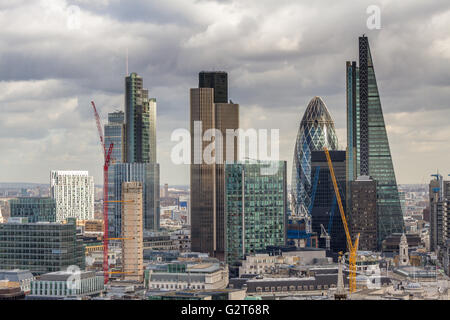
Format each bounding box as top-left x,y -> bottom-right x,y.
323,147 -> 360,293
91,101 -> 114,285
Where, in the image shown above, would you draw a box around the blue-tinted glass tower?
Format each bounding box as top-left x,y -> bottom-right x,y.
291,96 -> 338,217
110,163 -> 160,237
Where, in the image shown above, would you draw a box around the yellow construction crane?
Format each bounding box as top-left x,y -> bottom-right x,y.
323,147 -> 360,293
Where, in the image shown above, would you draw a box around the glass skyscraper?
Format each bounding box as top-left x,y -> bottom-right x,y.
105,111 -> 125,164
291,96 -> 338,217
125,72 -> 157,164
346,36 -> 404,245
225,161 -> 287,266
310,151 -> 347,253
105,111 -> 125,236
110,163 -> 160,237
9,197 -> 56,223
112,72 -> 160,235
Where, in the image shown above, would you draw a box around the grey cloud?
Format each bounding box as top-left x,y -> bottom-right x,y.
1,0 -> 450,185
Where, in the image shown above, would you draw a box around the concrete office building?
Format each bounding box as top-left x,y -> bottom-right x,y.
29,271 -> 104,299
429,174 -> 450,252
50,171 -> 94,222
239,249 -> 327,276
224,161 -> 287,266
9,197 -> 56,223
146,261 -> 229,291
122,182 -> 144,282
0,218 -> 85,275
350,176 -> 378,251
190,71 -> 239,260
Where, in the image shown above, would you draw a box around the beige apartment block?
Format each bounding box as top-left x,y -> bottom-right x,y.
121,182 -> 144,282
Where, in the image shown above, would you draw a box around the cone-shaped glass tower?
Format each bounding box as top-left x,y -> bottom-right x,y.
291,96 -> 338,216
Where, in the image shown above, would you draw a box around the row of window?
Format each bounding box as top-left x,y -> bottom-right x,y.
253,284 -> 335,292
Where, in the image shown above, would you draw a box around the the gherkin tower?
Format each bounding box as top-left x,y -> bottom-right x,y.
291,96 -> 338,216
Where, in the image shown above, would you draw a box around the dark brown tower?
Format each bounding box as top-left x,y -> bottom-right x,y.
190,72 -> 239,259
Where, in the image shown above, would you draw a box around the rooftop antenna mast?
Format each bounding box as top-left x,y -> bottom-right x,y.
126,48 -> 129,76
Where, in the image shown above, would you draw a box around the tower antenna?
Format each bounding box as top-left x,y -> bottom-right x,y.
126,48 -> 129,76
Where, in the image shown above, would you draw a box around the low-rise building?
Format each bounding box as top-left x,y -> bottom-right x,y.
145,260 -> 228,291
239,248 -> 328,276
0,280 -> 25,300
382,233 -> 424,255
147,288 -> 246,300
0,269 -> 34,293
143,229 -> 190,253
28,271 -> 104,299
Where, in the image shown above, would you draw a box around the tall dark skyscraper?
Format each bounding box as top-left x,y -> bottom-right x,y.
125,72 -> 157,164
350,176 -> 378,251
429,174 -> 450,252
346,36 -> 404,246
112,72 -> 160,233
190,71 -> 239,260
199,71 -> 228,103
310,151 -> 346,253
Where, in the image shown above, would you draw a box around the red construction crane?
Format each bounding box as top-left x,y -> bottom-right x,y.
91,101 -> 114,285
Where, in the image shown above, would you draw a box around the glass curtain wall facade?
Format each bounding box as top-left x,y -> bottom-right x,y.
120,72 -> 160,235
310,151 -> 347,253
225,161 -> 287,266
105,111 -> 126,237
110,163 -> 160,237
291,96 -> 338,217
125,73 -> 157,164
346,36 -> 404,245
105,111 -> 125,164
9,197 -> 56,223
0,221 -> 85,275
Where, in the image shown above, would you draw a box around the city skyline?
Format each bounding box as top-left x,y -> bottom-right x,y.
0,0 -> 449,304
1,1 -> 450,187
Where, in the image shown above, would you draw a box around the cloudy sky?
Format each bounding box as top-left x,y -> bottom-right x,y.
1,0 -> 449,186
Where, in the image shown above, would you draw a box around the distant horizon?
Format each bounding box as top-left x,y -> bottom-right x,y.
0,181 -> 430,188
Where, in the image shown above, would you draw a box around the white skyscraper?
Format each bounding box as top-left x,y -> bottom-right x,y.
50,171 -> 95,222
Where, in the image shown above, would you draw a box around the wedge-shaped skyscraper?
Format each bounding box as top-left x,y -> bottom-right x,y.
347,36 -> 404,245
